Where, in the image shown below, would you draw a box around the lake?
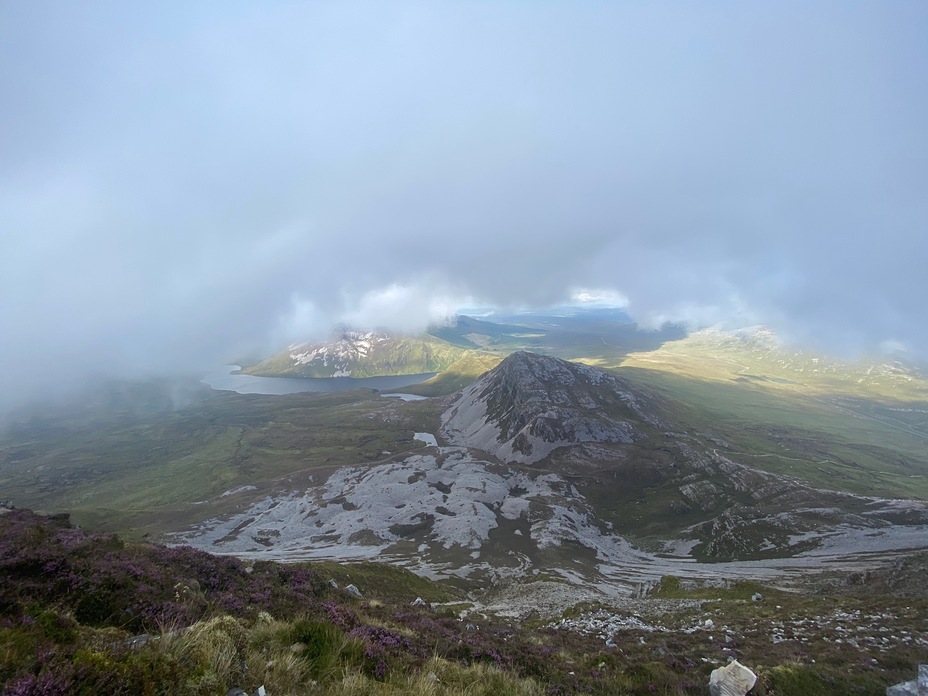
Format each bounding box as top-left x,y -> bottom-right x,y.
201,365 -> 436,396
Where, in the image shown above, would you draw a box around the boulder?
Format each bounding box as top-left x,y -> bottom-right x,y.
709,660 -> 757,696
345,583 -> 363,598
886,664 -> 928,695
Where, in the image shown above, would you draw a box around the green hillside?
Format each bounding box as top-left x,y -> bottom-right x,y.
243,332 -> 471,378
0,382 -> 442,538
617,329 -> 928,500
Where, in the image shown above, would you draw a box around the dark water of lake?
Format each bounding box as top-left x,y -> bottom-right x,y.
201,366 -> 436,396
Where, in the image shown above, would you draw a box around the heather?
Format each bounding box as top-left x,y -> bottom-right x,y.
0,510 -> 558,694
1,510 -> 926,695
0,509 -> 326,632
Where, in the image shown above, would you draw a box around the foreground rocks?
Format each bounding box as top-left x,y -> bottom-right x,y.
887,664 -> 928,695
709,660 -> 757,696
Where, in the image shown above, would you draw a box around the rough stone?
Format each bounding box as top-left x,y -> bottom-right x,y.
440,351 -> 651,465
345,583 -> 363,598
709,660 -> 757,696
126,634 -> 152,649
886,663 -> 928,695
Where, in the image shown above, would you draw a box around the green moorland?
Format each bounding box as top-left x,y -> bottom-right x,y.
2,508 -> 926,695
615,367 -> 928,501
398,351 -> 504,396
4,317 -> 928,549
0,381 -> 442,539
617,330 -> 928,501
620,327 -> 928,402
410,319 -> 928,502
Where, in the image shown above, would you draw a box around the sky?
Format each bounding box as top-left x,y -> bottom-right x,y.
2,2 -> 927,408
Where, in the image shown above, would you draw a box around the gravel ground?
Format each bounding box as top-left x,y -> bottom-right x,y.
466,579 -> 704,619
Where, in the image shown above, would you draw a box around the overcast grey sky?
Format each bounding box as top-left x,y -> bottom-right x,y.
2,2 -> 927,406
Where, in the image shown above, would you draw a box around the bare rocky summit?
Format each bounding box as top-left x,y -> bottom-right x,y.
441,351 -> 662,464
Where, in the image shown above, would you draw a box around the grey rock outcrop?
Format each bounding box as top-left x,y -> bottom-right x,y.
226,687 -> 265,696
345,583 -> 363,598
441,351 -> 662,464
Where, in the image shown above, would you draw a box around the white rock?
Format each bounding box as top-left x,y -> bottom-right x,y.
345,584 -> 363,598
709,660 -> 757,696
886,664 -> 928,695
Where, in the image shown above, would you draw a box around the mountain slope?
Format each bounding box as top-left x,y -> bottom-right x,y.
7,509 -> 926,695
622,325 -> 928,402
618,326 -> 928,501
174,352 -> 928,587
243,330 -> 469,378
5,346 -> 928,592
441,351 -> 663,464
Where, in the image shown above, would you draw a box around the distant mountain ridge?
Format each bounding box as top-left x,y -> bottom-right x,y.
242,329 -> 468,378
241,306 -> 684,382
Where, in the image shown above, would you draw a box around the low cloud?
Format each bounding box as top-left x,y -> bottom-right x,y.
569,289 -> 630,308
1,2 -> 926,411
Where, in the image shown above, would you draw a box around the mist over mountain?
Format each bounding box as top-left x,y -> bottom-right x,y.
2,2 -> 927,414
3,4 -> 928,685
243,330 -> 467,379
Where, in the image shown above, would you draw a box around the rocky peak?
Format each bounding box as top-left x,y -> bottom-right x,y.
441,351 -> 661,464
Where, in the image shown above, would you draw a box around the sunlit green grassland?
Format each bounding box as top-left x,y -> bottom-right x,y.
616,332 -> 928,501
